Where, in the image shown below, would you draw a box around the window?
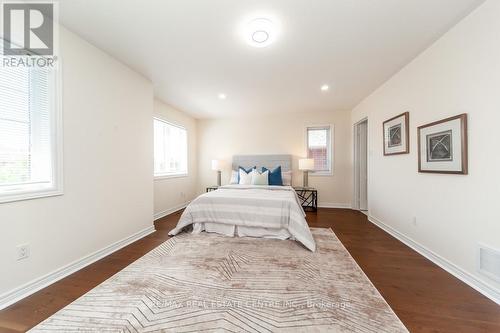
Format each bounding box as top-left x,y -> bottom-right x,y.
0,60 -> 62,203
306,125 -> 332,175
154,118 -> 188,178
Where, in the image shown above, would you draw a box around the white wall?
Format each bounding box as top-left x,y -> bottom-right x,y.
0,27 -> 154,302
197,111 -> 352,207
154,100 -> 198,218
351,0 -> 500,302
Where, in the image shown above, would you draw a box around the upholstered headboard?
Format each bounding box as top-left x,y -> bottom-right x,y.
232,155 -> 292,172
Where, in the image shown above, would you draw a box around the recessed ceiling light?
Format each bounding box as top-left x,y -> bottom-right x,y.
218,93 -> 227,100
243,17 -> 278,48
321,84 -> 329,92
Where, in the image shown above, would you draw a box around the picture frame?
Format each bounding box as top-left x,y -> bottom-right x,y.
383,112 -> 409,155
417,113 -> 468,174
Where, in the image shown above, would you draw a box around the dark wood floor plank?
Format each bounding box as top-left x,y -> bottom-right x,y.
0,208 -> 499,332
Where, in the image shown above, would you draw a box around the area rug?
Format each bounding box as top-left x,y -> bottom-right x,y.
30,228 -> 408,332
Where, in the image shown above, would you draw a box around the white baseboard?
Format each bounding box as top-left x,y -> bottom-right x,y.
0,225 -> 155,310
318,202 -> 352,209
368,215 -> 500,305
154,201 -> 190,220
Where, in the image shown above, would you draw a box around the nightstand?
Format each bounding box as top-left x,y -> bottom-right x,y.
293,187 -> 318,212
206,186 -> 219,192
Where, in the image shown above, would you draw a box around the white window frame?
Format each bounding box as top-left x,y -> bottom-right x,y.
153,117 -> 188,180
0,58 -> 63,204
305,124 -> 334,176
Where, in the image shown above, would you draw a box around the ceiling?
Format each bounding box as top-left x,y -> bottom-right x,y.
59,0 -> 485,119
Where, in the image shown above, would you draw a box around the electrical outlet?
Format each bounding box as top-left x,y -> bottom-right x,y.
17,244 -> 30,260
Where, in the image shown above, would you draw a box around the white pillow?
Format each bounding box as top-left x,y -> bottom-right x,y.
281,171 -> 292,186
239,168 -> 253,185
251,170 -> 269,185
230,170 -> 238,184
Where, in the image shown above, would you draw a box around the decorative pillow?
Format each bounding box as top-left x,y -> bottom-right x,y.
230,170 -> 238,184
281,170 -> 292,186
238,166 -> 255,183
239,168 -> 253,185
252,170 -> 269,185
262,166 -> 283,185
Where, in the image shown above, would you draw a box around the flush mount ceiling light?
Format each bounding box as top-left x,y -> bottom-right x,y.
218,93 -> 227,100
243,17 -> 278,48
252,30 -> 269,43
321,84 -> 330,92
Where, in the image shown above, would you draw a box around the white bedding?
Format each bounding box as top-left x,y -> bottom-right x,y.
168,185 -> 316,251
192,222 -> 292,239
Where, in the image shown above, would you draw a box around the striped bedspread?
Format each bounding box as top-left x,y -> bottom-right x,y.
168,185 -> 316,251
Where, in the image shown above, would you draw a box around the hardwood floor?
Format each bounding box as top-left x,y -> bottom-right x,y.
0,208 -> 499,332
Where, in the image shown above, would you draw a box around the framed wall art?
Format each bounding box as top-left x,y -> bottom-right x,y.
383,112 -> 409,155
417,113 -> 468,174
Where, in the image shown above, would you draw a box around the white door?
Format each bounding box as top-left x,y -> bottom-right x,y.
354,120 -> 368,211
358,121 -> 368,211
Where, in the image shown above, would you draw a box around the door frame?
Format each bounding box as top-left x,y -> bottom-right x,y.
353,118 -> 368,212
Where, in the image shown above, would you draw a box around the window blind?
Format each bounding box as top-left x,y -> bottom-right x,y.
154,119 -> 188,177
307,126 -> 332,173
0,62 -> 54,194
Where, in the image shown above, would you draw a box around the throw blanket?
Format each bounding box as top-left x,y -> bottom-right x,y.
169,185 -> 316,251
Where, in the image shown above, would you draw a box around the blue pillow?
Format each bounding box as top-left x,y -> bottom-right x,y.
238,166 -> 255,182
262,166 -> 283,185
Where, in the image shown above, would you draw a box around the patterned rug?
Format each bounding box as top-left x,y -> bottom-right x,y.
30,228 -> 408,332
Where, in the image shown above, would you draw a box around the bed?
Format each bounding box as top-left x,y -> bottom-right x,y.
168,155 -> 316,251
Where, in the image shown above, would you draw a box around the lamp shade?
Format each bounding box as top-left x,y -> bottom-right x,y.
298,158 -> 314,171
211,159 -> 221,171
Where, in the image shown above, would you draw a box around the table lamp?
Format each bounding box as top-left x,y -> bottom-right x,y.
298,158 -> 314,188
211,160 -> 222,186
